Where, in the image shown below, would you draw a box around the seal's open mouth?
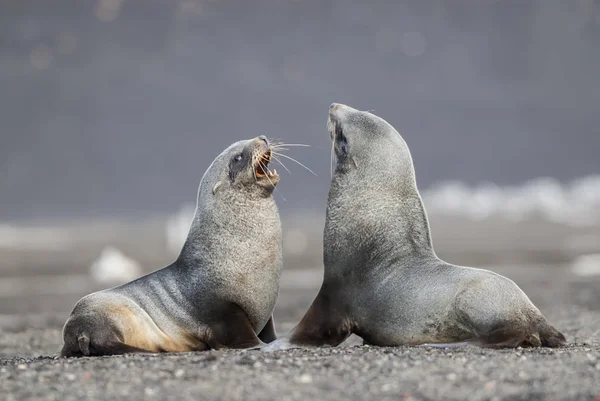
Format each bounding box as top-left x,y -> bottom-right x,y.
255,149 -> 278,180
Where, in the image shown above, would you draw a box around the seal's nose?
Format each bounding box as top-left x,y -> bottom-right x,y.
329,103 -> 340,113
257,135 -> 269,146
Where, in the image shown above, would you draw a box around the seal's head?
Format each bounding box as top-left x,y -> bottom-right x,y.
327,103 -> 416,189
226,135 -> 280,193
201,136 -> 280,201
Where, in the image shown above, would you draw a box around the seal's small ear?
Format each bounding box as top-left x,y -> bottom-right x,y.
212,181 -> 222,195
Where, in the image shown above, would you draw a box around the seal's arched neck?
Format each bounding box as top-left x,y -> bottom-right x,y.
177,190 -> 280,271
324,169 -> 435,276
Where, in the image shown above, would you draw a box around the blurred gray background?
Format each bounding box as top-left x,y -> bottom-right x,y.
1,0 -> 600,355
1,0 -> 599,221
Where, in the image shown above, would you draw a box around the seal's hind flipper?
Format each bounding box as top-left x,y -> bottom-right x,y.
459,319 -> 567,349
420,341 -> 472,349
420,336 -> 526,349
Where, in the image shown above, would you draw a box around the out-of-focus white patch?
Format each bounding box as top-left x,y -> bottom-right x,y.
0,224 -> 73,251
284,229 -> 308,256
423,175 -> 600,226
571,253 -> 600,277
165,203 -> 195,255
260,337 -> 296,352
90,246 -> 142,284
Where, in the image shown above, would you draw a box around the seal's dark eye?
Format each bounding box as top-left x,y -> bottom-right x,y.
234,154 -> 243,162
338,134 -> 348,156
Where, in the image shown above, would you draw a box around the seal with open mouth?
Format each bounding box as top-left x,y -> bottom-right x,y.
263,104 -> 565,351
61,136 -> 282,356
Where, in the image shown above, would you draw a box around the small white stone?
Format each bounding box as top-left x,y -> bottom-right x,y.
16,364 -> 27,370
297,373 -> 312,384
174,369 -> 185,378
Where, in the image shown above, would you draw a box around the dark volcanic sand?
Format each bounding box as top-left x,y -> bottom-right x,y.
2,344 -> 600,401
1,262 -> 600,401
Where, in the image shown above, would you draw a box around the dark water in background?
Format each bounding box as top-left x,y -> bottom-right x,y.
1,0 -> 599,220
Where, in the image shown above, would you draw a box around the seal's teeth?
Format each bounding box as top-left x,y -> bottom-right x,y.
273,169 -> 277,175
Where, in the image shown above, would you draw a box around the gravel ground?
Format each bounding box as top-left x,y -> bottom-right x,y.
1,220 -> 600,401
1,343 -> 600,401
1,264 -> 600,401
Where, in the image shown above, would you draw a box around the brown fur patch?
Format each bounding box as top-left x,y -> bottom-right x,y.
105,304 -> 205,352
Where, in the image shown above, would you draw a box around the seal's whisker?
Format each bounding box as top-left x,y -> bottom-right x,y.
270,151 -> 317,176
258,160 -> 275,186
270,154 -> 292,175
275,189 -> 287,202
330,140 -> 335,178
259,159 -> 287,202
251,153 -> 259,181
272,143 -> 311,148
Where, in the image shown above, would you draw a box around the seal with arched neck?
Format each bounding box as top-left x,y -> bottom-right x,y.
263,103 -> 565,351
61,136 -> 283,357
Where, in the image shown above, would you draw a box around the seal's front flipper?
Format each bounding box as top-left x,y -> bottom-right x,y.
257,315 -> 277,343
209,302 -> 264,349
285,286 -> 353,348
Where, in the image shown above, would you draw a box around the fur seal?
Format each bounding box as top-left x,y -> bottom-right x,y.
264,103 -> 565,350
61,136 -> 283,356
